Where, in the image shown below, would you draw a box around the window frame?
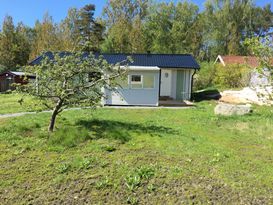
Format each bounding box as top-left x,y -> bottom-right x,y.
116,74 -> 156,90
130,74 -> 143,84
130,74 -> 143,89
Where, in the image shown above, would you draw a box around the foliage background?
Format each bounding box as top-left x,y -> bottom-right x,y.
0,0 -> 272,70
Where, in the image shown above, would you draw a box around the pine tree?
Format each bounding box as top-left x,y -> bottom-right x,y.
76,4 -> 104,52
0,16 -> 31,70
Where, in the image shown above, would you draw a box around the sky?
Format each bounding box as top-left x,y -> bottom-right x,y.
0,0 -> 272,27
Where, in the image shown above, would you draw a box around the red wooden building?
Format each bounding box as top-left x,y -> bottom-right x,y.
0,71 -> 35,92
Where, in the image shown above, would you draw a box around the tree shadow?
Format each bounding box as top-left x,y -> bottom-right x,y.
76,119 -> 178,143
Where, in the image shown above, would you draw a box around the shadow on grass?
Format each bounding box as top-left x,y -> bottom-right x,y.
76,119 -> 178,143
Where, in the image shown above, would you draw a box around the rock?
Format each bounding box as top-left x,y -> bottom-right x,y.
219,94 -> 250,104
220,86 -> 273,106
214,103 -> 252,116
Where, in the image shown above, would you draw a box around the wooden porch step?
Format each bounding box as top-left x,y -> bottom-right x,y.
159,100 -> 194,107
159,96 -> 173,101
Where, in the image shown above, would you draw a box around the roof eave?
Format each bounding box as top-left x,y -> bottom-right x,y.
118,66 -> 161,71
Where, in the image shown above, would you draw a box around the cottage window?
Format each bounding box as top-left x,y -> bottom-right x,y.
131,75 -> 143,88
131,75 -> 142,83
128,74 -> 155,89
143,74 -> 155,88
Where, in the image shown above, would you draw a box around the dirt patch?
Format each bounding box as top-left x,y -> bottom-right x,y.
0,119 -> 7,126
235,122 -> 249,131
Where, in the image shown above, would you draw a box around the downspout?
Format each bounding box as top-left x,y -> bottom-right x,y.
190,69 -> 197,101
158,69 -> 162,103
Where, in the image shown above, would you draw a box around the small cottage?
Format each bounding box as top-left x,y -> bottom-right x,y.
30,52 -> 200,106
0,71 -> 36,92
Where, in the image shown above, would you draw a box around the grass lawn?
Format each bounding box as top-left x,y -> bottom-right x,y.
0,102 -> 273,204
0,93 -> 46,114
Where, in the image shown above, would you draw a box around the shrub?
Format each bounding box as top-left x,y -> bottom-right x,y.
0,64 -> 7,73
194,62 -> 252,91
193,62 -> 216,91
213,63 -> 251,88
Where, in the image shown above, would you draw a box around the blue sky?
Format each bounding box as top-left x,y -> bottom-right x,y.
0,0 -> 272,27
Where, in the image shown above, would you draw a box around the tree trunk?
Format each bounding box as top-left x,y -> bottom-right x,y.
48,99 -> 63,132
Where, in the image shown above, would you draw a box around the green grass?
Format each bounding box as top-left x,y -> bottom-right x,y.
0,101 -> 273,204
0,93 -> 46,114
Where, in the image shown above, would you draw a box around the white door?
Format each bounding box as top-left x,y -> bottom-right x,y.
160,69 -> 172,96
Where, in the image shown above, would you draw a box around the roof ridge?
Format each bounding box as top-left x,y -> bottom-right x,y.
221,55 -> 258,58
29,51 -> 200,69
30,51 -> 193,56
101,53 -> 192,56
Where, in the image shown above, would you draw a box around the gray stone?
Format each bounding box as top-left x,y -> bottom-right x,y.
214,103 -> 252,116
220,87 -> 273,106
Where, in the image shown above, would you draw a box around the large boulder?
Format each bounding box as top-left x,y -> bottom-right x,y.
219,94 -> 250,104
220,87 -> 273,106
214,103 -> 252,116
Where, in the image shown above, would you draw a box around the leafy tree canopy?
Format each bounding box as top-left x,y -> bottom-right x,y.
0,0 -> 273,67
19,52 -> 129,131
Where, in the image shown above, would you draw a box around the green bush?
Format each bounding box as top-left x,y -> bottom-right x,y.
0,64 -> 7,73
193,62 -> 216,91
213,63 -> 251,88
194,62 -> 251,90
